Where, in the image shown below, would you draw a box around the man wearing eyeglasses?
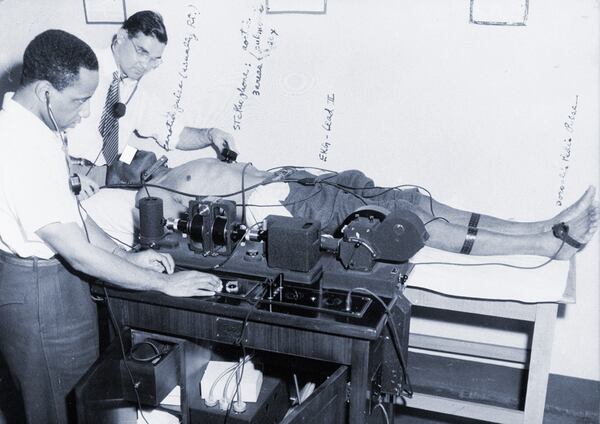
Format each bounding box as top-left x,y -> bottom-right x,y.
68,10 -> 236,197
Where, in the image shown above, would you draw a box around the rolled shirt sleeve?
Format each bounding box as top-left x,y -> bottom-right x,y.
9,150 -> 84,241
0,93 -> 85,258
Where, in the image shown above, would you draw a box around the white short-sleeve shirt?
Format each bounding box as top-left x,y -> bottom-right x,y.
0,93 -> 85,259
67,47 -> 184,165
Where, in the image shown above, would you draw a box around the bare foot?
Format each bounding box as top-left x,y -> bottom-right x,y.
545,186 -> 596,231
550,200 -> 599,260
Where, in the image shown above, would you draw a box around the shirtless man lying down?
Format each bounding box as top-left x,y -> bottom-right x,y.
106,154 -> 598,260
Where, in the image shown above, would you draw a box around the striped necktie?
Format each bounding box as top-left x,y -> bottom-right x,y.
99,71 -> 120,165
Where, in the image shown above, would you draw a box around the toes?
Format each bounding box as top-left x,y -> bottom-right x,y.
582,186 -> 596,203
588,185 -> 597,198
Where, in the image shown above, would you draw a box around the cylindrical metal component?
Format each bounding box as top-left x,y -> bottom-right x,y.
188,214 -> 204,242
212,216 -> 228,245
139,197 -> 164,246
319,235 -> 339,253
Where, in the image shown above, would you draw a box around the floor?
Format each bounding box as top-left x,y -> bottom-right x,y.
0,351 -> 486,424
0,350 -> 595,423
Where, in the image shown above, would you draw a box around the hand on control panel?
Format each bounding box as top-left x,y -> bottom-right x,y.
161,270 -> 223,297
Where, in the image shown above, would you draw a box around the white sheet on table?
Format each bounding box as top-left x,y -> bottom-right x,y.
407,246 -> 572,303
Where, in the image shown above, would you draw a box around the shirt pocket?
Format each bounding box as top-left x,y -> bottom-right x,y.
0,288 -> 25,306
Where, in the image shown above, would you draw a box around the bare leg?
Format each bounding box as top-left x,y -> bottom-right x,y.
553,200 -> 599,259
414,186 -> 596,235
409,200 -> 599,259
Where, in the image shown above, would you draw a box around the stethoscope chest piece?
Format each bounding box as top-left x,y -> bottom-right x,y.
112,102 -> 127,118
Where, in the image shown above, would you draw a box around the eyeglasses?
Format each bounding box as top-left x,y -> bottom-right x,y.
129,38 -> 163,67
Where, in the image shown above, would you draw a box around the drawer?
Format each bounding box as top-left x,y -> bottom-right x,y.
281,364 -> 349,424
75,328 -> 190,424
188,349 -> 349,424
76,329 -> 350,424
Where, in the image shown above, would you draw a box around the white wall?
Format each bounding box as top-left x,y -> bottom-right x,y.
1,0 -> 598,380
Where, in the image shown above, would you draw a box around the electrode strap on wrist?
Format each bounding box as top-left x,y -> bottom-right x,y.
460,226 -> 478,255
111,246 -> 128,258
220,141 -> 238,163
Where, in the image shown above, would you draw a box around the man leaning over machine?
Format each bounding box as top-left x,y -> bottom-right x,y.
0,30 -> 221,424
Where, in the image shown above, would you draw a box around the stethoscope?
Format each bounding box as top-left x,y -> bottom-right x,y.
86,71 -> 140,172
110,74 -> 139,119
45,91 -> 82,195
110,38 -> 141,119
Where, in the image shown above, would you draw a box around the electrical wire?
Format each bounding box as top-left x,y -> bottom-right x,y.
205,355 -> 253,406
92,154 -> 563,272
83,149 -> 104,176
81,76 -> 142,174
223,348 -> 246,423
102,286 -> 151,424
77,203 -> 135,249
49,100 -> 152,424
142,179 -> 151,198
211,222 -> 261,270
223,290 -> 260,423
100,167 -> 444,231
345,287 -> 413,398
208,363 -> 239,401
102,179 -> 326,211
76,200 -> 91,243
101,173 -> 430,208
240,162 -> 252,226
46,97 -> 95,245
318,180 -> 368,206
265,165 -> 339,175
412,239 -> 566,270
99,161 -> 441,222
374,402 -> 390,424
219,277 -> 273,422
323,182 -> 438,217
423,216 -> 450,226
221,355 -> 252,404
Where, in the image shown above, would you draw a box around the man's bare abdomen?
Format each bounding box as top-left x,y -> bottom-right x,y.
154,158 -> 273,205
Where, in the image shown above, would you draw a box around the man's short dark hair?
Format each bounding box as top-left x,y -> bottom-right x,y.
20,29 -> 98,91
122,10 -> 168,44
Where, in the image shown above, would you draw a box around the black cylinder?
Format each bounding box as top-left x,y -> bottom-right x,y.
112,102 -> 127,118
139,197 -> 164,247
188,214 -> 204,242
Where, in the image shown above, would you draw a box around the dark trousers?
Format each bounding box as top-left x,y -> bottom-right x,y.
0,250 -> 99,423
284,169 -> 420,233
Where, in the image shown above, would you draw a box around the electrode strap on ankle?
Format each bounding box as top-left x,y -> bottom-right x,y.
468,212 -> 481,229
460,227 -> 478,254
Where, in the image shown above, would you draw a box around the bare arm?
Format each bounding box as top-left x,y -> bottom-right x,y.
176,127 -> 237,154
36,221 -> 221,296
82,216 -> 176,273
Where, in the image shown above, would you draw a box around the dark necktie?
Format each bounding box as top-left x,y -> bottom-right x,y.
99,71 -> 120,165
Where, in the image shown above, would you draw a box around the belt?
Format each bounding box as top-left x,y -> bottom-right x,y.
0,249 -> 60,268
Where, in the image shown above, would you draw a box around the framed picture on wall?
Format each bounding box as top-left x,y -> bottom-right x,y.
83,0 -> 126,24
470,0 -> 529,26
266,0 -> 327,14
